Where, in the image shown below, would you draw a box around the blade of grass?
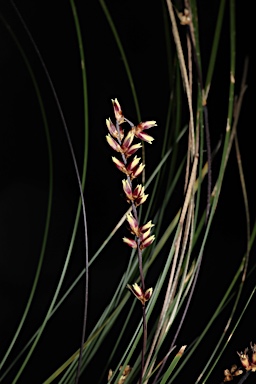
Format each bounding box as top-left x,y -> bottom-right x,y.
205,0 -> 226,99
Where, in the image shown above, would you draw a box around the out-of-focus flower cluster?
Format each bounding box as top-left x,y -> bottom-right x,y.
237,343 -> 256,372
108,365 -> 131,384
223,342 -> 256,382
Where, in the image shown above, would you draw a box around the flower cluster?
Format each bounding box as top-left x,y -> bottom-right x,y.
105,98 -> 156,244
237,343 -> 256,372
223,365 -> 243,382
223,343 -> 256,382
106,98 -> 156,304
127,283 -> 153,306
123,212 -> 155,250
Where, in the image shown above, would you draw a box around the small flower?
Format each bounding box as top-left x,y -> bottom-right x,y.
112,156 -> 145,179
138,219 -> 155,249
132,184 -> 148,206
140,220 -> 154,232
131,162 -> 145,179
132,184 -> 143,199
122,131 -> 135,154
112,98 -> 125,124
140,234 -> 155,249
126,212 -> 140,236
136,132 -> 154,144
128,282 -> 143,298
126,156 -> 145,180
223,365 -> 243,382
144,287 -> 153,301
223,369 -> 233,382
123,215 -> 155,249
122,179 -> 133,201
123,237 -> 137,248
127,283 -> 153,305
127,155 -> 140,170
139,227 -> 152,242
112,157 -> 127,174
106,134 -> 122,152
106,118 -> 124,140
122,181 -> 148,206
107,126 -> 142,159
133,121 -> 157,144
125,142 -> 142,158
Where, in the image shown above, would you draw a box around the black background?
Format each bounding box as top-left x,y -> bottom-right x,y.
0,1 -> 255,383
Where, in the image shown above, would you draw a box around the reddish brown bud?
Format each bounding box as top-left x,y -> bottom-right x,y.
122,179 -> 133,201
106,118 -> 124,140
126,212 -> 140,236
140,234 -> 155,249
106,134 -> 122,152
125,142 -> 142,158
132,120 -> 157,144
112,157 -> 127,174
112,98 -> 125,124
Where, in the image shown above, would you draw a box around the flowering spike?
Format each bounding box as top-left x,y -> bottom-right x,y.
106,100 -> 156,303
112,98 -> 125,124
